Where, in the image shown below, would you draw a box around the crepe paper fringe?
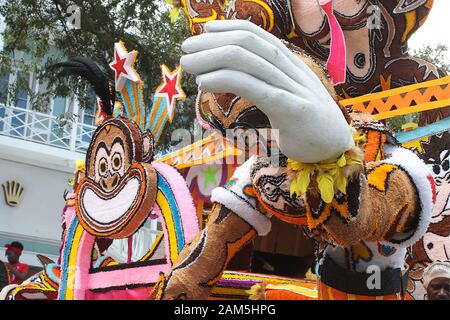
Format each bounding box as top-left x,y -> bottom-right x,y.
288,128 -> 365,204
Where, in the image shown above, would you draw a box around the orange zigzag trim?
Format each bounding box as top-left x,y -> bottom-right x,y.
339,76 -> 450,119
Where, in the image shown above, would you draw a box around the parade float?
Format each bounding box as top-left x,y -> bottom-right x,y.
0,40 -> 316,300
1,0 -> 449,300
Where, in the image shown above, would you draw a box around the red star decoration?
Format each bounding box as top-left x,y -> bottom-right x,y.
159,74 -> 180,107
155,65 -> 185,121
111,51 -> 128,80
109,41 -> 140,91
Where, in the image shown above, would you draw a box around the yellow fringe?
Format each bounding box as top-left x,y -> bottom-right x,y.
288,128 -> 365,203
247,283 -> 267,300
305,268 -> 317,281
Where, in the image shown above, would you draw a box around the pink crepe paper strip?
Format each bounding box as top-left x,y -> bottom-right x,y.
320,0 -> 347,85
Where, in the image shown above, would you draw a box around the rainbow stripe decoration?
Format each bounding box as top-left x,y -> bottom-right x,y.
147,96 -> 169,144
58,217 -> 78,299
152,162 -> 199,265
58,217 -> 85,300
155,172 -> 186,263
120,80 -> 146,128
58,216 -> 94,300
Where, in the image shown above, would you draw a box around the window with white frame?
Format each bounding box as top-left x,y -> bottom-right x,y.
76,89 -> 97,150
0,69 -> 98,151
8,71 -> 31,137
0,73 -> 9,131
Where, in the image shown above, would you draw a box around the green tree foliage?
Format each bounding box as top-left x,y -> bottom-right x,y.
412,43 -> 450,76
0,0 -> 197,152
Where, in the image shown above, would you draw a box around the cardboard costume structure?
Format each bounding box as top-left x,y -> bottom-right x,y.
155,0 -> 443,300
1,0 -> 446,300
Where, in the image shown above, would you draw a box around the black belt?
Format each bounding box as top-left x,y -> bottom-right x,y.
320,256 -> 409,297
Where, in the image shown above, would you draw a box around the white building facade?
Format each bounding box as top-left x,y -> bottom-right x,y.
0,69 -> 96,267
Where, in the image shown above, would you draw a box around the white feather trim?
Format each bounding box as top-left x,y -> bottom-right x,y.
211,187 -> 272,236
382,145 -> 434,248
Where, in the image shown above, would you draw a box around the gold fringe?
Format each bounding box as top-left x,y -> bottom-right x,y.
247,283 -> 267,300
287,128 -> 365,203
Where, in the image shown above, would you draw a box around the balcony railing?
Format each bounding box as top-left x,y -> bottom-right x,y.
0,104 -> 96,153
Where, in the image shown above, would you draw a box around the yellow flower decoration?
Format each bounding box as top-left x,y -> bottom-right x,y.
288,129 -> 365,203
246,283 -> 266,300
69,160 -> 86,185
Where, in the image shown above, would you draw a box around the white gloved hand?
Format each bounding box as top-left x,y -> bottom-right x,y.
181,19 -> 354,163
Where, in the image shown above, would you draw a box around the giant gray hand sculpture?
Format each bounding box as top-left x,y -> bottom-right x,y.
181,20 -> 354,163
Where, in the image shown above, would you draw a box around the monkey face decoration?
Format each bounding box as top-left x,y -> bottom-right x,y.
75,117 -> 157,239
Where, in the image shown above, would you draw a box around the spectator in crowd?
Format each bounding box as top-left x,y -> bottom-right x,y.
4,242 -> 29,285
423,261 -> 450,300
